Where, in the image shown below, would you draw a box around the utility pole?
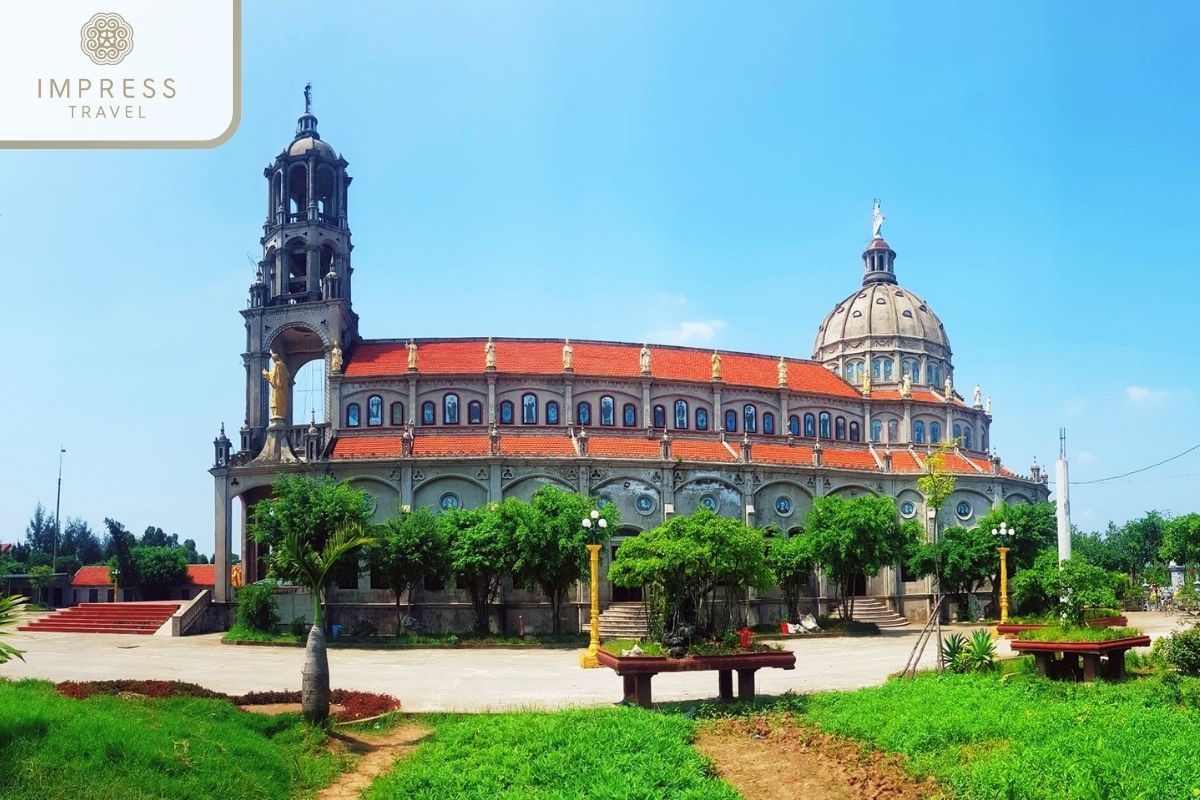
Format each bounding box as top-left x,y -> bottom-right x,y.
1055,429 -> 1071,562
53,447 -> 66,569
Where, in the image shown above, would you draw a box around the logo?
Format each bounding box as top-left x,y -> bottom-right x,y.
80,12 -> 134,66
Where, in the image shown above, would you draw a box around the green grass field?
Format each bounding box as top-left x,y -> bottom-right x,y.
363,707 -> 738,800
0,680 -> 348,800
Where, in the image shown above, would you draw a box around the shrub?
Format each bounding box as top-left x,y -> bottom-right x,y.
289,616 -> 308,638
235,580 -> 280,633
942,633 -> 968,672
1165,625 -> 1200,676
963,629 -> 996,672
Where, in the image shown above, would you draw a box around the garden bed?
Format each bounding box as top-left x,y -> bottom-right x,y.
995,615 -> 1128,636
222,630 -> 586,650
1010,634 -> 1151,682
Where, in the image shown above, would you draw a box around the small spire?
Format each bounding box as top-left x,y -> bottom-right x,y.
304,82 -> 312,115
294,83 -> 320,140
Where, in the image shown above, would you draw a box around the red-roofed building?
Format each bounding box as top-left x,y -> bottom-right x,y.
67,564 -> 215,605
207,110 -> 1048,631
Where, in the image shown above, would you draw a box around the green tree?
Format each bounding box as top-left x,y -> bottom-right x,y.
443,500 -> 522,634
0,593 -> 29,664
140,526 -> 178,548
765,533 -> 816,623
609,509 -> 774,636
104,518 -> 138,593
1117,510 -> 1168,579
250,475 -> 374,555
131,547 -> 187,599
27,565 -> 54,604
180,539 -> 204,564
1011,549 -> 1123,624
59,518 -> 103,564
806,495 -> 921,620
512,486 -> 619,634
24,503 -> 56,556
53,556 -> 82,577
907,524 -> 995,619
1161,513 -> 1200,566
0,556 -> 22,576
370,506 -> 450,631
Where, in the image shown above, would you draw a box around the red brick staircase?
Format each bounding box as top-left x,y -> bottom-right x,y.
19,602 -> 180,635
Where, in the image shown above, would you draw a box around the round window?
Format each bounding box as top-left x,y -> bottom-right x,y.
439,492 -> 461,511
634,494 -> 656,515
699,494 -> 719,513
774,496 -> 793,516
955,501 -> 972,520
900,501 -> 916,519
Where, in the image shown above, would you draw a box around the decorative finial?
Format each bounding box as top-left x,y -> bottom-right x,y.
872,198 -> 885,239
407,339 -> 418,371
711,350 -> 722,380
562,338 -> 573,371
640,344 -> 651,375
777,356 -> 788,387
485,337 -> 496,369
304,82 -> 312,114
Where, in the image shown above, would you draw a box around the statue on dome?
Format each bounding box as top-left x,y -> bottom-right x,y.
861,370 -> 871,396
973,384 -> 982,408
329,344 -> 343,373
872,199 -> 885,239
900,373 -> 912,398
944,375 -> 953,400
303,82 -> 312,114
562,339 -> 573,371
407,339 -> 418,370
777,356 -> 788,386
262,351 -> 290,422
640,345 -> 651,375
485,337 -> 496,369
711,351 -> 722,380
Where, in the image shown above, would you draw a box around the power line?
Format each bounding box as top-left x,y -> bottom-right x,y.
1060,442 -> 1200,486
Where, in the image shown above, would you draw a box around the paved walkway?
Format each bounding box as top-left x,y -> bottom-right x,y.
3,612 -> 1184,712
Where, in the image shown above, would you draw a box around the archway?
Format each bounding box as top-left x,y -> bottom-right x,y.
609,526 -> 642,603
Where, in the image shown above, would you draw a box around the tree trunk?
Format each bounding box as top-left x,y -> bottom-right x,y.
550,589 -> 563,635
301,623 -> 330,725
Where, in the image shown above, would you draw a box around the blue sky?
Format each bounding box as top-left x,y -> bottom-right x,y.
3,2 -> 1197,553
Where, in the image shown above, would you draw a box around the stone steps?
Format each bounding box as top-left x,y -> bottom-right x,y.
599,603 -> 650,640
841,597 -> 909,628
19,602 -> 179,635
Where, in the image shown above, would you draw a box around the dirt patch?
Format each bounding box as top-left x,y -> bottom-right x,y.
239,702 -> 347,717
696,715 -> 942,800
318,724 -> 430,800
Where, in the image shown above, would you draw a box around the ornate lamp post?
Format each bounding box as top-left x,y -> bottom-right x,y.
992,521 -> 1016,622
579,509 -> 607,668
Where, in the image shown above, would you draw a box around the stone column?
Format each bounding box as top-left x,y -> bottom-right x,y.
902,399 -> 912,444
641,379 -> 651,427
487,375 -> 497,424
779,389 -> 789,433
213,477 -> 233,604
564,378 -> 574,425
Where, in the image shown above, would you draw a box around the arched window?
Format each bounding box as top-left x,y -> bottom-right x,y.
870,419 -> 882,442
819,412 -> 831,439
887,419 -> 899,442
930,421 -> 941,443
695,407 -> 709,431
872,357 -> 894,382
346,403 -> 361,427
845,362 -> 864,386
499,400 -> 514,425
577,402 -> 591,426
724,409 -> 737,432
522,393 -> 537,424
927,363 -> 942,387
913,421 -> 925,443
835,416 -> 846,440
803,413 -> 816,437
653,405 -> 666,428
789,415 -> 800,436
390,402 -> 405,426
674,400 -> 688,429
421,401 -> 435,426
546,401 -> 560,425
600,396 -> 615,426
909,360 -> 922,383
467,400 -> 483,425
367,396 -> 383,426
763,412 -> 776,435
963,427 -> 973,449
849,421 -> 861,442
444,394 -> 460,425
622,403 -> 637,427
743,404 -> 757,433
952,424 -> 962,444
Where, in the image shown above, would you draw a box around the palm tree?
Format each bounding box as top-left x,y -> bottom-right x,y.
0,593 -> 29,665
269,523 -> 375,724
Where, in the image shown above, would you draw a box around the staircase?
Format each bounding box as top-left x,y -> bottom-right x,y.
844,597 -> 910,628
19,602 -> 180,635
598,602 -> 650,639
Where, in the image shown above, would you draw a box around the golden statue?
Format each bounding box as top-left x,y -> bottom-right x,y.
861,369 -> 871,396
262,352 -> 290,421
329,344 -> 343,373
711,351 -> 722,380
230,564 -> 243,588
777,356 -> 788,386
562,338 -> 573,370
407,339 -> 418,370
900,373 -> 912,398
485,337 -> 496,369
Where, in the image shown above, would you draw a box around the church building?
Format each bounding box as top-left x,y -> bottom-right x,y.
210,99 -> 1049,631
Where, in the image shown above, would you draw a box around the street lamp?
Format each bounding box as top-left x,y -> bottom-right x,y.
992,521 -> 1016,623
579,508 -> 608,669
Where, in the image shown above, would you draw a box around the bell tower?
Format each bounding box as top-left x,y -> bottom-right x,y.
239,85 -> 357,456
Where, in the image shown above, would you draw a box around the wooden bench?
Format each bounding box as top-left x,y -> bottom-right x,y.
595,648 -> 796,708
1009,636 -> 1151,682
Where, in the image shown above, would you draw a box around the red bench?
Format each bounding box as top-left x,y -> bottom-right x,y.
596,649 -> 796,708
1009,636 -> 1150,682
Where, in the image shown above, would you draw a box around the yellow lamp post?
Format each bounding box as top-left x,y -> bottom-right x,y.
992,521 -> 1016,623
579,509 -> 607,668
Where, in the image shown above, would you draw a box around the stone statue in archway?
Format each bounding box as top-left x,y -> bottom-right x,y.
263,351 -> 290,422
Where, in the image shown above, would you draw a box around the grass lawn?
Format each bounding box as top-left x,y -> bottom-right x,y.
798,671 -> 1200,799
0,679 -> 349,800
363,707 -> 739,800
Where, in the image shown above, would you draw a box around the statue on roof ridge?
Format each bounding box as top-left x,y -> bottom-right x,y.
777,356 -> 788,386
407,339 -> 418,371
872,198 -> 885,239
711,351 -> 722,380
563,338 -> 573,371
640,344 -> 651,375
485,337 -> 496,369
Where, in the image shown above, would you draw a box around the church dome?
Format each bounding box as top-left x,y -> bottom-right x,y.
288,132 -> 337,161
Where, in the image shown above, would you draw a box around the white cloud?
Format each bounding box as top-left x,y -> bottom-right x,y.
1075,450 -> 1099,466
652,319 -> 727,346
1125,386 -> 1174,405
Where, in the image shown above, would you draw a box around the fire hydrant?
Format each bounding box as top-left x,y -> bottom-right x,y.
738,625 -> 752,649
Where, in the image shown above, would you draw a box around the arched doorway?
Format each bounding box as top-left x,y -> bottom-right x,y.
609,526 -> 642,602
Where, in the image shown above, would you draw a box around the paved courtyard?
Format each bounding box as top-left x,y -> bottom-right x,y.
4,612 -> 1185,712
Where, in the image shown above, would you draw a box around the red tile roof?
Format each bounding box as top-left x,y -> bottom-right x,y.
184,565 -> 215,586
750,442 -> 816,467
412,435 -> 492,458
345,338 -> 860,398
70,564 -> 214,587
887,451 -> 924,473
672,438 -> 739,462
585,436 -> 661,459
822,448 -> 881,470
500,435 -> 577,457
332,435 -> 405,459
71,565 -> 110,586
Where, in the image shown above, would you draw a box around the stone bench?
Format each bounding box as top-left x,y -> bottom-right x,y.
1009,636 -> 1150,682
595,648 -> 796,708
